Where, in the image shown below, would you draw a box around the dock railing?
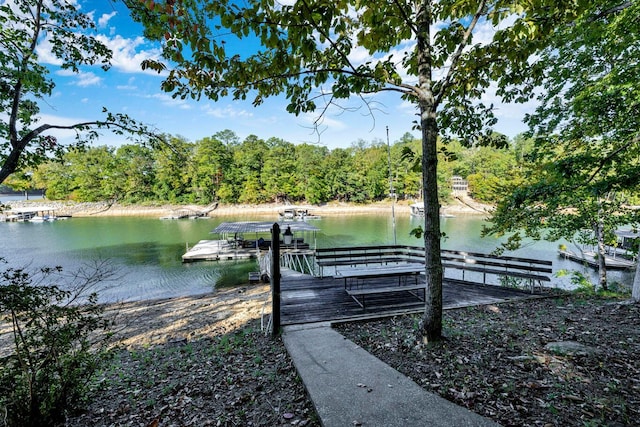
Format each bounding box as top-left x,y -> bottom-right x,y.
258,248 -> 272,279
314,245 -> 553,292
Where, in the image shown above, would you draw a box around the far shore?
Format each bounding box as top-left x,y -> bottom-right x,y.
3,198 -> 493,218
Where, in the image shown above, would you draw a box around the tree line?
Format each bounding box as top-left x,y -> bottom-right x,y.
5,130 -> 536,206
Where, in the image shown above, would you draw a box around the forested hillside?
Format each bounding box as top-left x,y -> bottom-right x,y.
2,130 -> 561,206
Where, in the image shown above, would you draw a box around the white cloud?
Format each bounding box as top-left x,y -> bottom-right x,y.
35,28 -> 162,78
117,76 -> 138,91
202,104 -> 252,118
149,93 -> 192,110
96,34 -> 163,74
98,11 -> 117,28
36,37 -> 62,66
55,69 -> 102,87
76,72 -> 101,87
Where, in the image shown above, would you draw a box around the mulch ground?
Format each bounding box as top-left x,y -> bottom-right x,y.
336,295 -> 640,427
11,290 -> 636,426
68,319 -> 320,427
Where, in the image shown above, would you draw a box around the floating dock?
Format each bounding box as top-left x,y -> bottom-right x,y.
559,250 -> 635,270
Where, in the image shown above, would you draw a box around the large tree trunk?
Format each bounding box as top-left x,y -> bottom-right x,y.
418,104 -> 443,343
415,0 -> 442,343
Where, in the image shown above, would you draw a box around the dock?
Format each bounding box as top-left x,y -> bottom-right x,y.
559,249 -> 635,270
279,269 -> 542,325
1,205 -> 65,222
183,220 -> 320,262
182,239 -> 315,262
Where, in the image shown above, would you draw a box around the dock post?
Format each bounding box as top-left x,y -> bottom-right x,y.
271,223 -> 281,337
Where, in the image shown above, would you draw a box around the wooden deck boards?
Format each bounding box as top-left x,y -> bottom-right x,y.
279,270 -> 540,325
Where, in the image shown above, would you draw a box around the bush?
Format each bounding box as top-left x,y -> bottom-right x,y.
0,261 -> 115,426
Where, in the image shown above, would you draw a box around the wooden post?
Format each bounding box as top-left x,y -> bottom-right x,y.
271,223 -> 281,337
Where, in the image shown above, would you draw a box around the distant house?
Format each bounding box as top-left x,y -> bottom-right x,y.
451,176 -> 468,194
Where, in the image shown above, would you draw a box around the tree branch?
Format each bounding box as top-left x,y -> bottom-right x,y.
390,0 -> 418,36
434,0 -> 488,106
584,133 -> 640,186
297,0 -> 360,76
590,1 -> 632,21
9,1 -> 43,147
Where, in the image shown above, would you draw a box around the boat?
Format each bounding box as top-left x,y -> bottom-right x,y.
159,202 -> 218,220
296,209 -> 321,220
4,206 -> 62,222
409,203 -> 424,217
410,202 -> 455,218
278,207 -> 321,221
182,220 -> 320,262
279,208 -> 297,220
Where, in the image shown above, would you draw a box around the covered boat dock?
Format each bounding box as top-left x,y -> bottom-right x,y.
182,221 -> 319,262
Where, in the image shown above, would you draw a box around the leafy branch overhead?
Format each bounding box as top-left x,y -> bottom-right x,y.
128,0 -> 595,342
130,0 -> 576,138
0,0 -> 163,185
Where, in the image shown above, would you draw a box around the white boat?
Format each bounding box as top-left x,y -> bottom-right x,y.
410,203 -> 455,218
410,203 -> 424,217
279,208 -> 297,220
278,207 -> 321,221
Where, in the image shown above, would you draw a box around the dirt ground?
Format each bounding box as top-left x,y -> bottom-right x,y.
104,284 -> 272,349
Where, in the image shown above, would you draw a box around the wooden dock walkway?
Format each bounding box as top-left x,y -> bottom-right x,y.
279,269 -> 541,326
558,249 -> 635,270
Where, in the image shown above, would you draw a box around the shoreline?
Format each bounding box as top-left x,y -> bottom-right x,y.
3,198 -> 493,218
1,284 -> 271,356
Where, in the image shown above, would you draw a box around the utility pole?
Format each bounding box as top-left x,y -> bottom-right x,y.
387,126 -> 397,245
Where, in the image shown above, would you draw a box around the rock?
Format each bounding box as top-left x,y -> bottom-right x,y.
544,341 -> 599,357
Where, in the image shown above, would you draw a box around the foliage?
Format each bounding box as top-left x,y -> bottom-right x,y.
0,260 -> 115,426
126,0 -> 591,341
566,270 -> 632,299
337,296 -> 640,426
67,320 -> 318,426
0,0 -> 161,186
485,1 -> 640,290
31,129 -> 545,206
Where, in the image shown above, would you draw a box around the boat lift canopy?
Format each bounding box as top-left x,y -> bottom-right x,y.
211,221 -> 320,250
211,221 -> 319,235
8,206 -> 58,213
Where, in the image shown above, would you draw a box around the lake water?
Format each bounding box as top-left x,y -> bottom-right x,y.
0,212 -> 633,302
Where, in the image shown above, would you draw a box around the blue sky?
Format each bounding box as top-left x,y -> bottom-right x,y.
36,1 -> 535,150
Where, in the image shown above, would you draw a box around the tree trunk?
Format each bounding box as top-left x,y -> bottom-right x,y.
594,216 -> 608,291
415,0 -> 442,343
632,259 -> 640,301
418,104 -> 443,343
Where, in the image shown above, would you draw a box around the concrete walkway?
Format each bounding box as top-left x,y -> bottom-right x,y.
283,323 -> 499,427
